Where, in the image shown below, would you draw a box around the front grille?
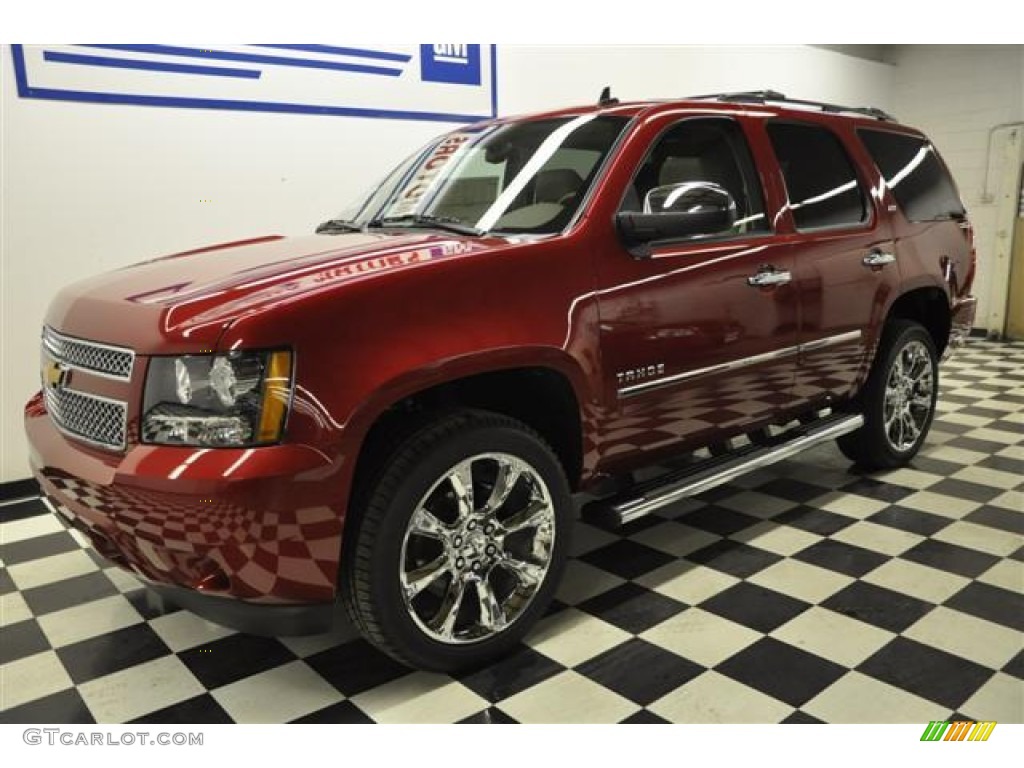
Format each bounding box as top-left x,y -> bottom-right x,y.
43,326 -> 134,380
44,385 -> 127,450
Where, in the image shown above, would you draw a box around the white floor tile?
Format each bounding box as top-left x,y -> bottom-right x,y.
213,660 -> 344,723
148,610 -> 236,653
350,670 -> 487,724
804,671 -> 950,724
771,606 -> 896,668
7,549 -> 98,590
0,514 -> 65,545
958,673 -> 1024,723
649,670 -> 793,723
863,559 -> 970,604
932,521 -> 1022,557
500,670 -> 638,724
526,608 -> 631,667
903,607 -> 1022,670
79,655 -> 204,723
749,559 -> 854,604
636,561 -> 740,605
37,594 -> 142,648
641,608 -> 761,667
0,650 -> 73,710
830,521 -> 924,556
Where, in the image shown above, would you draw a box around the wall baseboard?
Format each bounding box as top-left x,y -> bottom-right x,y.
0,477 -> 40,502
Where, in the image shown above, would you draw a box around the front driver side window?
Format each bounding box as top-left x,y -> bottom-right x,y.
621,118 -> 770,236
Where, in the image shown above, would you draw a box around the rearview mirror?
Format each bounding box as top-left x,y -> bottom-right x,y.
615,182 -> 738,257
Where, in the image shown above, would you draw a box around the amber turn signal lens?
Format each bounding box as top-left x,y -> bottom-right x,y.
257,351 -> 292,442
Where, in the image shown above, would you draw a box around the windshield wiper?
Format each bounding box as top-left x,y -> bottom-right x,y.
316,218 -> 364,234
366,214 -> 483,237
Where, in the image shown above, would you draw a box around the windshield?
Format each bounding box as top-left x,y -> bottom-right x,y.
332,114 -> 630,236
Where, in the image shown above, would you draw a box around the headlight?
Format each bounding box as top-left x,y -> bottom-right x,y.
142,350 -> 292,447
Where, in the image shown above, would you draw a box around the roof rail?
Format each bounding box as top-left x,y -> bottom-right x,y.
688,90 -> 895,122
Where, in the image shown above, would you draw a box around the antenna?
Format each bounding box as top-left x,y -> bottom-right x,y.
599,86 -> 619,107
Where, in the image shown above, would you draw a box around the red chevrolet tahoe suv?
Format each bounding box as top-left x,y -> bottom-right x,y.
25,90 -> 977,671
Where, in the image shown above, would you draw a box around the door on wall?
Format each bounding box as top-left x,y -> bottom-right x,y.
1008,168 -> 1024,340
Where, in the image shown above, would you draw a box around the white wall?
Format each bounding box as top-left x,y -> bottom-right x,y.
0,44 -> 895,483
890,45 -> 1024,330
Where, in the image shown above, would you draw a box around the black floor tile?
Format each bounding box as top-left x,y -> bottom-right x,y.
700,582 -> 810,633
900,540 -> 1000,579
457,706 -> 518,724
945,436 -> 1014,455
840,478 -> 915,504
0,498 -> 48,523
1002,649 -> 1024,680
821,581 -> 934,633
579,539 -> 675,580
57,624 -> 170,684
305,638 -> 410,697
794,539 -> 889,578
577,638 -> 704,706
123,587 -> 182,620
927,479 -> 1003,504
0,568 -> 14,596
131,694 -> 233,724
910,457 -> 976,479
0,688 -> 94,724
1012,546 -> 1024,563
964,506 -> 1024,536
460,646 -> 564,702
178,634 -> 296,690
678,505 -> 762,536
782,710 -> 825,724
978,454 -> 1024,477
293,700 -> 376,724
716,637 -> 846,707
944,582 -> 1024,632
0,619 -> 50,665
774,506 -> 857,536
21,571 -> 119,616
685,540 -> 782,579
620,709 -> 671,723
0,531 -> 79,566
756,478 -> 831,504
577,583 -> 687,634
867,506 -> 954,537
858,637 -> 995,710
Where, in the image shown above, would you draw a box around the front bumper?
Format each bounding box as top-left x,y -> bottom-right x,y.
26,392 -> 342,635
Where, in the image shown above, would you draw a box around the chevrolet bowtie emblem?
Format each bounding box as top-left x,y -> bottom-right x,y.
44,359 -> 70,390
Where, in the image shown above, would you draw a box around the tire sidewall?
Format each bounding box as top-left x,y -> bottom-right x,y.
863,322 -> 939,465
360,420 -> 573,671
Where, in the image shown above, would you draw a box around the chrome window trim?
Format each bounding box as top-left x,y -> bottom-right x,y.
42,326 -> 135,381
618,329 -> 862,398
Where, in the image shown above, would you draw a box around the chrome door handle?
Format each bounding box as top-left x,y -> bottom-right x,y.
747,268 -> 792,287
863,250 -> 896,267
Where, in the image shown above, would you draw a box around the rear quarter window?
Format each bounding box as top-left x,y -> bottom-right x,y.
858,129 -> 965,222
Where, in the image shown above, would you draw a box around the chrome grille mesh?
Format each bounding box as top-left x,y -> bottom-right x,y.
44,386 -> 127,450
43,326 -> 134,379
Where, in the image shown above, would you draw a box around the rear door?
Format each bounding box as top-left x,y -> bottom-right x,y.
762,120 -> 901,406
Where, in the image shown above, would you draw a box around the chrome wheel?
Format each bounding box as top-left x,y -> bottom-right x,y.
399,452 -> 556,645
882,339 -> 934,452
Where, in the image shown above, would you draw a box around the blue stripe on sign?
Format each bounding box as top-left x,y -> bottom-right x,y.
80,44 -> 403,77
44,50 -> 261,79
252,44 -> 411,63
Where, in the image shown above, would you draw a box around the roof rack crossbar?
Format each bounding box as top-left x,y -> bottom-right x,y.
688,90 -> 895,122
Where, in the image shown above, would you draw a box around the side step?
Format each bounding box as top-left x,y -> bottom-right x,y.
583,412 -> 863,526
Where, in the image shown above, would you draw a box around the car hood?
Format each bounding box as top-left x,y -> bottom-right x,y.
45,232 -> 499,351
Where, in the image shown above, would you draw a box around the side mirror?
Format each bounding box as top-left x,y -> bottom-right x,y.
615,182 -> 738,257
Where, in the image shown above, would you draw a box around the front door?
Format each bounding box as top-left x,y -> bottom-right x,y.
595,116 -> 800,472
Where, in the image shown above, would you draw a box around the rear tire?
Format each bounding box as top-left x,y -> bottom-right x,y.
341,409 -> 573,672
837,320 -> 939,470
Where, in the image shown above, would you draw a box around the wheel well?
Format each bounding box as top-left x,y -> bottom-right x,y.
351,368 -> 584,506
886,287 -> 951,357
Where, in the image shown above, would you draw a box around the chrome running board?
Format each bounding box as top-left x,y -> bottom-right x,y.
584,412 -> 864,526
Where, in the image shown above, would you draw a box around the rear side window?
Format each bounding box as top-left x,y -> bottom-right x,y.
767,122 -> 867,230
858,129 -> 965,222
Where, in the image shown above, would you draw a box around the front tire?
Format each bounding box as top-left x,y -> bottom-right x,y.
837,319 -> 939,469
341,410 -> 573,672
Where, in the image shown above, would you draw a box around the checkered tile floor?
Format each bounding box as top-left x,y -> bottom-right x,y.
2,340 -> 1022,724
